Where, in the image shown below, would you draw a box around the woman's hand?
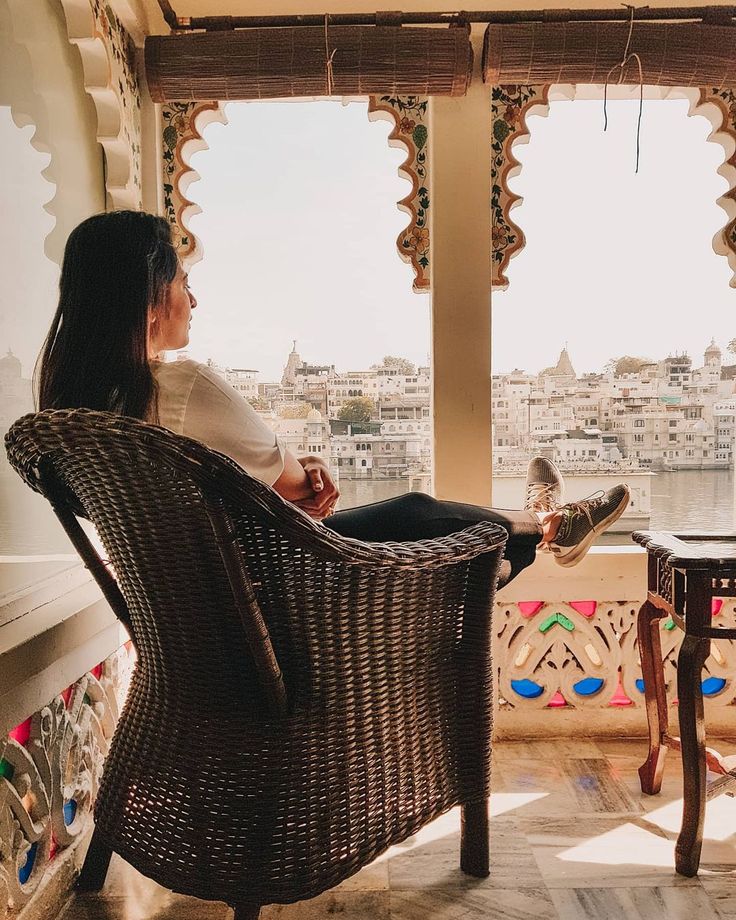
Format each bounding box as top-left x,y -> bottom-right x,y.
294,455 -> 340,520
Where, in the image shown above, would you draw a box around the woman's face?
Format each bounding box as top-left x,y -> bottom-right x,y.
149,263 -> 197,356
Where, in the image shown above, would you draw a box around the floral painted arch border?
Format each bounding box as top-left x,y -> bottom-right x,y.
491,84 -> 551,292
368,94 -> 431,293
491,83 -> 736,291
161,101 -> 227,268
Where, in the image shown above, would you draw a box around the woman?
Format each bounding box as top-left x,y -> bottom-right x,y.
38,210 -> 630,587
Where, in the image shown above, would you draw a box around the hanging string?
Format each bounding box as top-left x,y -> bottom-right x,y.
603,4 -> 646,173
324,14 -> 337,96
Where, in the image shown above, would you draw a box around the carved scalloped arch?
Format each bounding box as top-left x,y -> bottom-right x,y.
368,94 -> 431,293
59,0 -> 142,209
161,102 -> 228,269
1,1 -> 62,258
492,83 -> 736,291
491,84 -> 551,292
690,87 -> 736,288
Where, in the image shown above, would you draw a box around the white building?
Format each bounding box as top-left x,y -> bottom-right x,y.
225,368 -> 259,400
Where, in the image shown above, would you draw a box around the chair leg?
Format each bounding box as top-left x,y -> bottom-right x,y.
232,905 -> 260,920
675,634 -> 710,877
460,800 -> 489,878
637,600 -> 670,795
77,828 -> 113,892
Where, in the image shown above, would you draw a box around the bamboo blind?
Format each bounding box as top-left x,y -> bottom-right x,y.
483,22 -> 736,86
145,25 -> 473,101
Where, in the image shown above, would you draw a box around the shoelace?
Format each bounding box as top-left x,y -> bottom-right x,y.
525,481 -> 560,513
560,490 -> 606,532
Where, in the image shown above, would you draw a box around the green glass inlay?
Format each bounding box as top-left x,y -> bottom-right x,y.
83,694 -> 91,706
664,618 -> 676,631
539,612 -> 575,634
0,758 -> 14,781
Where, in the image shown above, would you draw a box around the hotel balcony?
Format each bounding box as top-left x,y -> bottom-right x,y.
3,0 -> 736,917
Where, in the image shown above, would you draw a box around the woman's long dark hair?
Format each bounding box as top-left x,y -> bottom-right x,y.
37,210 -> 178,419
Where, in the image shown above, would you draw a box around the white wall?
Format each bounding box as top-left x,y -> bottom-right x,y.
1,0 -> 105,555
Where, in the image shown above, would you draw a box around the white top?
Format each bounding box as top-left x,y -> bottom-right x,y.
151,359 -> 285,486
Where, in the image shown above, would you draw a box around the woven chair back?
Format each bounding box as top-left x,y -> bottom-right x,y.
5,409 -> 507,905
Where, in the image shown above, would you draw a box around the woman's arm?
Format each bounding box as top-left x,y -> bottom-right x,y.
272,449 -> 313,501
273,449 -> 340,519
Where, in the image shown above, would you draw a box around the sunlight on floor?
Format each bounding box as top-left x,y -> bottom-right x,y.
60,740 -> 736,920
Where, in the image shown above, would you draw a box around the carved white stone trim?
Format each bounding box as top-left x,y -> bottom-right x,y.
160,102 -> 227,269
1,1 -> 61,260
494,597 -> 736,718
0,645 -> 133,918
59,0 -> 142,209
689,87 -> 736,288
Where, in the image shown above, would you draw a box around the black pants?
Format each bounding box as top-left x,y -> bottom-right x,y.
323,491 -> 543,589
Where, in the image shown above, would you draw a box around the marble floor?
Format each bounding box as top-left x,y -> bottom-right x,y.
59,738 -> 736,920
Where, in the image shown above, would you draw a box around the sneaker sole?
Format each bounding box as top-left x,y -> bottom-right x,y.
550,487 -> 631,568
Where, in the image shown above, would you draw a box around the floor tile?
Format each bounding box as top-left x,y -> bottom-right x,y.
262,891 -> 389,919
334,859 -> 390,891
561,757 -> 642,814
549,885 -> 715,919
61,893 -> 229,919
492,759 -> 581,818
700,878 -> 736,919
389,887 -> 557,920
57,741 -> 736,919
388,818 -> 544,890
523,816 -> 700,888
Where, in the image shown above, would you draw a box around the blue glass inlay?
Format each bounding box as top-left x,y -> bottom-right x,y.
636,679 -> 645,693
510,679 -> 544,699
573,677 -> 604,696
18,842 -> 37,885
63,800 -> 77,826
702,677 -> 726,696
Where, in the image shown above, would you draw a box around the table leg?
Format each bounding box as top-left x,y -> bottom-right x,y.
675,634 -> 711,877
637,600 -> 669,794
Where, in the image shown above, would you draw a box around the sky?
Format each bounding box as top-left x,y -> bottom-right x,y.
185,95 -> 734,383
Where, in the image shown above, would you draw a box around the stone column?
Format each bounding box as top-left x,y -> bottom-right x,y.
429,28 -> 492,506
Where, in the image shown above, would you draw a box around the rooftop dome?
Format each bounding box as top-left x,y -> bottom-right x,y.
306,408 -> 322,422
705,338 -> 721,355
0,349 -> 22,379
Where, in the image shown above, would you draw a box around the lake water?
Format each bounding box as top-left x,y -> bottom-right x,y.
648,469 -> 734,532
3,468 -> 735,556
339,470 -> 736,548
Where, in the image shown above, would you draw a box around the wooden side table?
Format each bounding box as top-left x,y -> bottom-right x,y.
634,531 -> 736,876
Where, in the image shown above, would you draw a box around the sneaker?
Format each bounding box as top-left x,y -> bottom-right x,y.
548,484 -> 631,568
524,457 -> 565,513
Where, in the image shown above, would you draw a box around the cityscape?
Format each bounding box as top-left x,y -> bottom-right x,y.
2,337 -> 736,552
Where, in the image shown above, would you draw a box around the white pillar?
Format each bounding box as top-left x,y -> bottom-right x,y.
429,30 -> 492,506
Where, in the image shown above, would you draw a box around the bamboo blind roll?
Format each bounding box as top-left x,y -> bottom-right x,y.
145,25 -> 473,101
482,22 -> 736,86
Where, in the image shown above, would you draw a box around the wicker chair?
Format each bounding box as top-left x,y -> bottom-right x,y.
5,409 -> 507,920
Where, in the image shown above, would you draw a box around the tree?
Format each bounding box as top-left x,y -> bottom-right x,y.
727,338 -> 736,359
247,396 -> 271,411
338,396 -> 374,424
371,355 -> 416,376
278,402 -> 311,419
607,355 -> 652,377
